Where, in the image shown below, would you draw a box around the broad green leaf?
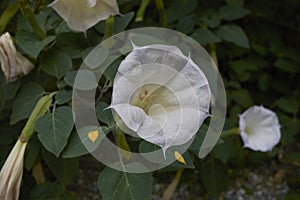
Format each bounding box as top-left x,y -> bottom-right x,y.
199,10 -> 221,28
24,136 -> 41,170
139,141 -> 195,169
31,182 -> 76,200
276,98 -> 299,114
231,89 -> 253,107
56,32 -> 87,58
98,164 -> 152,200
189,124 -> 209,153
275,58 -> 299,73
16,30 -> 55,57
73,70 -> 98,90
191,28 -> 221,45
216,24 -> 249,48
96,101 -> 114,126
43,150 -> 78,185
213,141 -> 231,164
219,4 -> 250,20
114,12 -> 135,33
287,152 -> 300,164
55,90 -> 72,105
40,50 -> 72,79
64,71 -> 77,87
36,106 -> 74,157
62,131 -> 89,158
4,80 -> 20,100
10,82 -> 45,124
176,16 -> 194,34
201,159 -> 228,197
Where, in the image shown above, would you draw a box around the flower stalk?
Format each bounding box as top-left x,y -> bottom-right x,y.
18,0 -> 46,40
154,0 -> 167,27
0,2 -> 19,34
135,0 -> 151,22
103,15 -> 115,41
162,168 -> 184,200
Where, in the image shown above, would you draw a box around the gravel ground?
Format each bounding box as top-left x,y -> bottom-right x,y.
70,156 -> 289,200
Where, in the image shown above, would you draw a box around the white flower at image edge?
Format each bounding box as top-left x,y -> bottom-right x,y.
49,0 -> 120,32
239,105 -> 281,152
110,44 -> 211,156
0,140 -> 27,200
0,32 -> 34,82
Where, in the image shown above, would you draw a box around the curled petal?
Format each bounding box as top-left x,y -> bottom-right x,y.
239,105 -> 281,152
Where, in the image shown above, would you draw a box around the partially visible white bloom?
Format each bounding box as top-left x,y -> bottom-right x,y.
49,0 -> 120,32
110,44 -> 211,155
0,32 -> 34,82
239,105 -> 281,152
0,139 -> 27,200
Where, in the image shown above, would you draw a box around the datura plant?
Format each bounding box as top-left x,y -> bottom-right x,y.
110,44 -> 211,156
49,0 -> 120,32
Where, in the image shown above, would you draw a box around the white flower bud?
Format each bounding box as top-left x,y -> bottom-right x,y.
0,32 -> 34,82
0,139 -> 27,200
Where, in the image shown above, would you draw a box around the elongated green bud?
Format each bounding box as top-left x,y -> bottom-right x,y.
20,92 -> 55,142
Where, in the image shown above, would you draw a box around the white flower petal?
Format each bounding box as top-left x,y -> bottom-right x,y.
239,105 -> 281,152
110,44 -> 211,154
49,0 -> 120,32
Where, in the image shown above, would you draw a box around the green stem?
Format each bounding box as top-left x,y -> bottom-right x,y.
221,127 -> 240,138
115,125 -> 131,160
135,0 -> 151,22
18,0 -> 46,40
0,2 -> 19,34
154,0 -> 167,27
162,168 -> 184,200
209,43 -> 218,66
20,92 -> 55,143
103,15 -> 114,41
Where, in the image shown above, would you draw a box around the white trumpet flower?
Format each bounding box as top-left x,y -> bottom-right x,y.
110,44 -> 211,155
0,139 -> 27,200
49,0 -> 120,32
239,105 -> 281,152
0,32 -> 34,82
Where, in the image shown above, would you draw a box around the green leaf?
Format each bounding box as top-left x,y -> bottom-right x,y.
96,102 -> 114,126
40,50 -> 72,79
56,32 -> 87,58
55,90 -> 72,105
16,30 -> 55,57
276,98 -> 299,114
176,16 -> 195,34
43,150 -> 78,185
201,159 -> 228,197
62,131 -> 89,158
191,28 -> 221,45
10,82 -> 45,124
31,182 -> 76,200
231,89 -> 253,107
98,164 -> 152,200
64,70 -> 98,90
114,12 -> 135,33
36,106 -> 74,157
275,58 -> 299,73
216,24 -> 249,48
24,136 -> 41,170
219,4 -> 250,20
213,141 -> 231,164
4,80 -> 20,100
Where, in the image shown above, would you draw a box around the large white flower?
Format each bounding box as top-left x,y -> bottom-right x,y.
0,32 -> 34,82
110,44 -> 211,155
49,0 -> 120,32
239,105 -> 281,152
0,139 -> 27,200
